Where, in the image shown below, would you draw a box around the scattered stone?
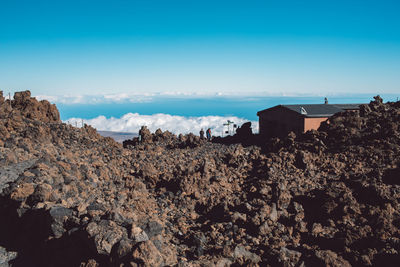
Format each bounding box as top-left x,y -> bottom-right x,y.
144,221 -> 163,238
279,247 -> 302,267
233,245 -> 261,264
131,226 -> 149,243
315,250 -> 351,267
269,203 -> 278,222
0,246 -> 17,266
131,241 -> 163,266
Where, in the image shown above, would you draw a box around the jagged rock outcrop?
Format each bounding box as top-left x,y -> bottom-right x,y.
1,92 -> 400,266
123,126 -> 205,149
0,90 -> 59,122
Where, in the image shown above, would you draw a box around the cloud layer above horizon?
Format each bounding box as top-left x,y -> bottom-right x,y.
65,113 -> 259,136
35,91 -> 313,105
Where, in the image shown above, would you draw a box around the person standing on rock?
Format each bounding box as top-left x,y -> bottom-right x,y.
200,128 -> 205,139
138,127 -> 143,143
206,128 -> 212,141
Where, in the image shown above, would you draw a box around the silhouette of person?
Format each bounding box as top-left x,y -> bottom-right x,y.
200,128 -> 205,139
206,128 -> 212,141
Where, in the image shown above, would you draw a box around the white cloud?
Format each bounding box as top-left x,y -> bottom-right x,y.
35,93 -> 154,104
34,91 -> 331,105
65,113 -> 259,136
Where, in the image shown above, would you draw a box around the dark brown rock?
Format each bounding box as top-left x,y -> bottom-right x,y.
1,93 -> 400,266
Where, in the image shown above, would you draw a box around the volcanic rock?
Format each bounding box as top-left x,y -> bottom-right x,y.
1,92 -> 400,266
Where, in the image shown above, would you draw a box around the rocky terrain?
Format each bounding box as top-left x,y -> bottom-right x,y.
1,91 -> 400,266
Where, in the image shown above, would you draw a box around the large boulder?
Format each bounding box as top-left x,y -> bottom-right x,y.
11,91 -> 60,122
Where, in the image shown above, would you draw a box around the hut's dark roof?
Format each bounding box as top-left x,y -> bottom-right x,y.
257,104 -> 362,118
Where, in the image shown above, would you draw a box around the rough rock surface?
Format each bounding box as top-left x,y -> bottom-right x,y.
1,91 -> 400,266
0,90 -> 59,123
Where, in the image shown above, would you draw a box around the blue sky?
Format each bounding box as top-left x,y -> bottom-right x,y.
1,0 -> 399,96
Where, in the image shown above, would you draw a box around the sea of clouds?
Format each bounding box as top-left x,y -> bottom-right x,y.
36,92 -> 263,136
65,113 -> 259,136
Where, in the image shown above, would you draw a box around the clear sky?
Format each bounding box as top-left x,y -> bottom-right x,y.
1,0 -> 399,96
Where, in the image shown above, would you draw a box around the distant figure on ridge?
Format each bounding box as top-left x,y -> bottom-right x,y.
206,128 -> 212,141
200,128 -> 205,139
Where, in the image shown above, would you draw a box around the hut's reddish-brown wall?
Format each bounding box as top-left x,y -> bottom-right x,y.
258,107 -> 304,137
303,117 -> 328,132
